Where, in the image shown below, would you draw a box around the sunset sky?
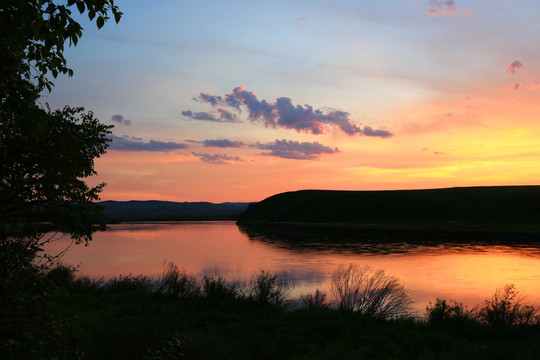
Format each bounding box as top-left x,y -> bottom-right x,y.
44,0 -> 540,202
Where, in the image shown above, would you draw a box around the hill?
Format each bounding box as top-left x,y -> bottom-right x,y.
236,186 -> 540,236
101,200 -> 250,221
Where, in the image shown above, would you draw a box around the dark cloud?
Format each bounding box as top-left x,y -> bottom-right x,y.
182,108 -> 239,123
195,92 -> 224,106
215,108 -> 238,122
108,135 -> 187,152
192,152 -> 242,164
426,0 -> 458,17
202,139 -> 245,148
187,86 -> 393,137
111,114 -> 131,126
362,126 -> 393,138
252,139 -> 340,160
507,60 -> 525,74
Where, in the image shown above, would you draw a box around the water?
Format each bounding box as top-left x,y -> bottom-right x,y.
44,221 -> 540,313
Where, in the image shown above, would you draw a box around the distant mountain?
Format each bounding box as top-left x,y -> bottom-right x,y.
237,186 -> 540,236
100,200 -> 251,221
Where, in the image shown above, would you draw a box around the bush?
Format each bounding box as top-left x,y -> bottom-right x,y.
43,263 -> 77,289
476,284 -> 539,327
71,275 -> 105,294
0,265 -> 82,359
331,263 -> 412,319
426,298 -> 474,326
246,270 -> 292,307
157,263 -> 200,298
104,274 -> 154,294
300,289 -> 329,310
202,273 -> 241,300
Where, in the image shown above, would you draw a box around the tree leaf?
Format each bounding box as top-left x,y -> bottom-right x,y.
77,2 -> 85,14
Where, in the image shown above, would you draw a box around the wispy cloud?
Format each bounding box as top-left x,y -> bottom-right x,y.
512,81 -> 522,92
181,108 -> 239,123
426,0 -> 458,17
296,14 -> 312,27
185,86 -> 393,137
465,8 -> 476,17
202,139 -> 245,148
192,152 -> 243,164
252,139 -> 340,160
111,114 -> 131,126
507,60 -> 525,74
108,135 -> 187,152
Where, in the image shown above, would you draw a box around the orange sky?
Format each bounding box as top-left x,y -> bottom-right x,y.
49,0 -> 540,202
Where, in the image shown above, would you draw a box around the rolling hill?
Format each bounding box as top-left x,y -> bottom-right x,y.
236,186 -> 540,236
101,200 -> 250,221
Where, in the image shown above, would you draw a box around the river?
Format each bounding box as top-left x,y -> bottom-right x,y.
43,221 -> 540,313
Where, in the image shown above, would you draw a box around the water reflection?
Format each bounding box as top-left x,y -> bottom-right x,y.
44,221 -> 540,312
238,224 -> 540,257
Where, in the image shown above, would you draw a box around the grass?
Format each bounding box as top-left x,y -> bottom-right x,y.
38,264 -> 540,360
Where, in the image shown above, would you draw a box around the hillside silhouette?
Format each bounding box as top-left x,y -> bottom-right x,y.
237,186 -> 540,236
101,200 -> 250,221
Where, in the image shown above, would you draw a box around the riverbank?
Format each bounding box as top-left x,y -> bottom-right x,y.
44,266 -> 540,359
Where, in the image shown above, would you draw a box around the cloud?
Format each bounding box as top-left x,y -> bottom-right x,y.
202,139 -> 245,148
252,139 -> 340,160
426,0 -> 458,17
111,114 -> 131,126
181,109 -> 239,123
512,81 -> 522,92
507,60 -> 525,74
296,14 -> 312,27
195,92 -> 224,106
192,152 -> 243,164
108,134 -> 187,152
187,86 -> 393,137
362,126 -> 393,137
465,8 -> 476,17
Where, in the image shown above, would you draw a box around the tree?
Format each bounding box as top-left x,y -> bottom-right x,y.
0,105 -> 112,277
1,1 -> 121,357
1,0 -> 122,100
0,0 -> 121,276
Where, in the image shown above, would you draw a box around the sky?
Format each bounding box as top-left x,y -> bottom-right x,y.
43,0 -> 540,202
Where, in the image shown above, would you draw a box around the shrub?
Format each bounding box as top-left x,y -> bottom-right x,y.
300,289 -> 329,310
426,298 -> 474,326
104,274 -> 154,294
202,273 -> 241,300
476,284 -> 539,327
157,262 -> 200,298
246,270 -> 292,307
43,263 -> 77,289
71,275 -> 105,294
331,263 -> 412,319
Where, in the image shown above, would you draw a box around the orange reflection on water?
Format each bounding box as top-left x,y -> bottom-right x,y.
44,222 -> 540,312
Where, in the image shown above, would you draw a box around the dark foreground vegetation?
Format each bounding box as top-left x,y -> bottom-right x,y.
3,263 -> 539,360
237,186 -> 540,239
